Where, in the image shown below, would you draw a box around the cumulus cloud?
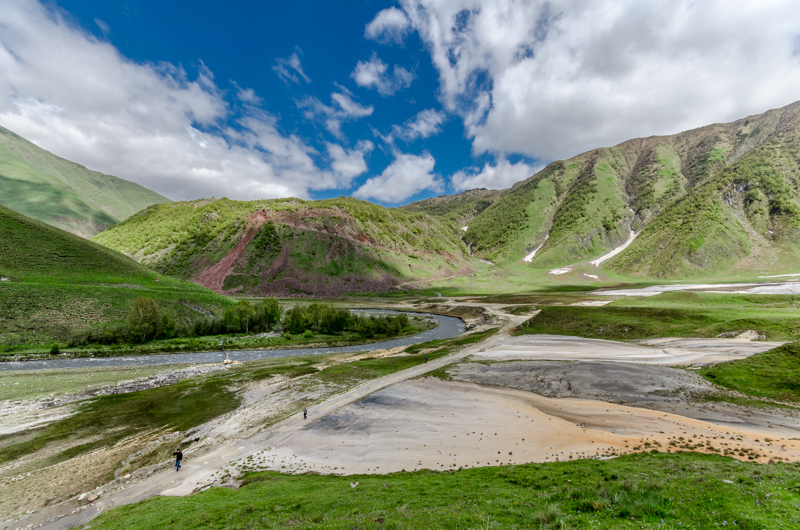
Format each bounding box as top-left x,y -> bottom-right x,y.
451,158 -> 539,191
297,91 -> 374,139
273,51 -> 311,85
394,0 -> 800,160
326,140 -> 374,186
354,151 -> 441,203
392,108 -> 446,142
351,53 -> 414,96
0,0 -> 358,201
365,7 -> 411,43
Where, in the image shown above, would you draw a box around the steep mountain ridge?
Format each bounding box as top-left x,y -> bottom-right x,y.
0,126 -> 170,237
94,197 -> 480,296
409,100 -> 800,279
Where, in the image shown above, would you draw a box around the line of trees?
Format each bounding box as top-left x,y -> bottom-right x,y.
68,297 -> 412,347
282,303 -> 410,338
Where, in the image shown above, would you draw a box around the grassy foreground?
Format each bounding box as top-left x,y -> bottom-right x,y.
90,453 -> 800,529
517,292 -> 800,341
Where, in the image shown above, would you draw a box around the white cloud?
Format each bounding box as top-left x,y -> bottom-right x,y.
273,51 -> 311,85
365,7 -> 411,43
0,0 -> 356,201
395,0 -> 800,160
234,83 -> 263,105
354,151 -> 441,203
351,53 -> 414,96
392,108 -> 446,142
298,91 -> 374,139
451,158 -> 539,191
93,18 -> 110,36
327,140 -> 374,186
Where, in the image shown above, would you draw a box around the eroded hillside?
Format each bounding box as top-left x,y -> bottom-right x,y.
94,197 -> 480,296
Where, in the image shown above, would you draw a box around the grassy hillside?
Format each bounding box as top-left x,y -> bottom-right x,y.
0,126 -> 169,237
410,100 -> 800,280
94,197 -> 481,297
0,205 -> 231,350
401,188 -> 503,227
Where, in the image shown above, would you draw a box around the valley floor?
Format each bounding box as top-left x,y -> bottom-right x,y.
3,301 -> 800,529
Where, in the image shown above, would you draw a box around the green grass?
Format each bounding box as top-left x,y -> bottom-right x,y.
0,364 -> 193,401
0,204 -> 234,348
700,342 -> 800,402
516,292 -> 800,341
89,452 -> 800,529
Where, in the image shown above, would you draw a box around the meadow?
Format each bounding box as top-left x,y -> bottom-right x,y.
516,291 -> 800,341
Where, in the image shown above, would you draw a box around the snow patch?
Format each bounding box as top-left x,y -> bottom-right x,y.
572,300 -> 612,306
590,230 -> 638,267
549,267 -> 572,275
523,235 -> 549,263
583,273 -> 599,280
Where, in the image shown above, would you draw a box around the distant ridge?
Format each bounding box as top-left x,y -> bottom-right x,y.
0,126 -> 169,237
405,100 -> 800,279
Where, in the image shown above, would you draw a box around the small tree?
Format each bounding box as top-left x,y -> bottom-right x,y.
283,306 -> 307,334
224,301 -> 256,333
128,297 -> 160,343
257,298 -> 281,331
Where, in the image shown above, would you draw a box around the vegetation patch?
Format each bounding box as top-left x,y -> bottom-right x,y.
700,342 -> 800,402
89,453 -> 800,529
517,292 -> 800,341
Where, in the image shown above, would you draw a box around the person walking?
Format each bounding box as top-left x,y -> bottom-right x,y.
303,406 -> 308,420
173,448 -> 183,472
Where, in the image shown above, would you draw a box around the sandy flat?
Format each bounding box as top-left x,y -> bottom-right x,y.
248,378 -> 800,475
446,360 -> 800,437
471,334 -> 782,366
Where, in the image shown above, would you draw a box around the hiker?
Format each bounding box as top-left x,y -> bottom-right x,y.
425,355 -> 428,363
173,448 -> 183,471
303,406 -> 308,420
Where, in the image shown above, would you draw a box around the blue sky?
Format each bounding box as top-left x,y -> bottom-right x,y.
2,1 -> 800,204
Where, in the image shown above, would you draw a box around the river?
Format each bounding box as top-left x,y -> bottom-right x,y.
0,312 -> 464,372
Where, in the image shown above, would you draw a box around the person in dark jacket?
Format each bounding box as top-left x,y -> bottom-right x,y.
173,448 -> 183,471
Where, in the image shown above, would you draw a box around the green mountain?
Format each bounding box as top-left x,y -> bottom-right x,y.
406,100 -> 800,279
0,126 -> 170,237
93,197 -> 480,296
0,205 -> 231,348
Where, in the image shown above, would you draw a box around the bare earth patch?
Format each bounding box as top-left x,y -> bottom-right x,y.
246,378 -> 800,476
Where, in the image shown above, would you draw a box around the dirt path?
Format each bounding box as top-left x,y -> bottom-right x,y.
24,311 -> 530,530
